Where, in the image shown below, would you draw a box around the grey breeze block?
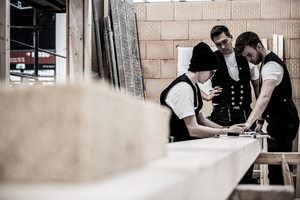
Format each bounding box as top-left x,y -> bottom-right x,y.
0,83 -> 171,181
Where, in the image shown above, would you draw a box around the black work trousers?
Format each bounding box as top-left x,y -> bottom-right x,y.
211,106 -> 256,130
266,117 -> 299,185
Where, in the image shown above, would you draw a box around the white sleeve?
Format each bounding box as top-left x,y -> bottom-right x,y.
261,61 -> 284,86
165,82 -> 196,119
249,62 -> 259,80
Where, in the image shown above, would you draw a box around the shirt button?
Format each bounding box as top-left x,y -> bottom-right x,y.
240,96 -> 243,100
232,97 -> 235,100
232,102 -> 235,105
240,90 -> 244,94
232,91 -> 235,94
231,86 -> 234,89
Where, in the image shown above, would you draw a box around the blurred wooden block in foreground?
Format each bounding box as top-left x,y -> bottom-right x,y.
0,83 -> 170,181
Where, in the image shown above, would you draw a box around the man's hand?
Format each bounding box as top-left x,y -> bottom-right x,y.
228,124 -> 245,135
255,124 -> 263,133
207,86 -> 223,100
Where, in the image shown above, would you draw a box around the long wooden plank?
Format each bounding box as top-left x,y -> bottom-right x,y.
273,34 -> 278,55
84,0 -> 92,83
254,152 -> 300,165
0,0 -> 10,86
278,35 -> 283,60
260,137 -> 269,185
0,138 -> 261,200
228,185 -> 294,200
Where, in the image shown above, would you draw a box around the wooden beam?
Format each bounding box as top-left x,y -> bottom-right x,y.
0,138 -> 262,200
0,0 -> 10,86
228,185 -> 294,200
254,152 -> 300,165
67,0 -> 93,83
281,154 -> 294,186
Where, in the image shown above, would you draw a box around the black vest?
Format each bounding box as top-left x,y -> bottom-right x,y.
260,52 -> 299,123
212,50 -> 252,107
160,74 -> 203,142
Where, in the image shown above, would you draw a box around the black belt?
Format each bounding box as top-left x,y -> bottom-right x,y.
213,105 -> 250,110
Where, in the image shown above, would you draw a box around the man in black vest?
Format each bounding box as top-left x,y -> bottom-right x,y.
207,26 -> 260,184
208,25 -> 260,131
235,31 -> 299,185
160,42 -> 244,143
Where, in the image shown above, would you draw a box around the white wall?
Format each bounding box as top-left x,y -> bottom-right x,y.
55,13 -> 67,84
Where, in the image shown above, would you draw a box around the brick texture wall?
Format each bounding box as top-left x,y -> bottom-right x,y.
134,0 -> 300,118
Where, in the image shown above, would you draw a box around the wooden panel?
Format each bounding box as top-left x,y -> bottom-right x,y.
0,0 -> 10,86
228,185 -> 294,200
0,138 -> 262,200
254,152 -> 300,165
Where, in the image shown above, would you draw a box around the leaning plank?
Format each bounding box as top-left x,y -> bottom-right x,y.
110,0 -> 144,99
254,152 -> 300,165
228,185 -> 294,200
273,34 -> 278,56
0,0 -> 10,86
0,83 -> 170,181
281,154 -> 294,186
0,138 -> 261,200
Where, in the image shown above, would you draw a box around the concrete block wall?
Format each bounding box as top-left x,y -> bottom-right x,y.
135,0 -> 300,117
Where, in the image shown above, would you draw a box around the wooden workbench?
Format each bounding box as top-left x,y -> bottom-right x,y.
0,137 -> 261,200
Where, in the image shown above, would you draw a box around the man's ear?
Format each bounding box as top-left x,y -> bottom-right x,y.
256,43 -> 263,51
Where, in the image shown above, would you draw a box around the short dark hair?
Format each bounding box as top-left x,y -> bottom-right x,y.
235,31 -> 264,56
210,25 -> 231,41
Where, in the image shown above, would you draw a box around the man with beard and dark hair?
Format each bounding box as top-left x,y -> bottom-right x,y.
235,31 -> 299,185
